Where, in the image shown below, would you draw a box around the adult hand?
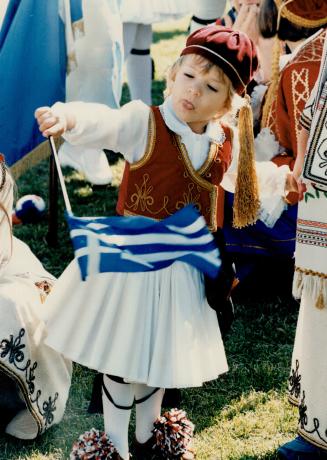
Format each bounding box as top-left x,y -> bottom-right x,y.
233,3 -> 260,45
295,178 -> 306,201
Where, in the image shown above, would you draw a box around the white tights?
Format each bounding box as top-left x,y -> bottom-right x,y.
190,0 -> 227,32
123,22 -> 153,105
102,375 -> 164,459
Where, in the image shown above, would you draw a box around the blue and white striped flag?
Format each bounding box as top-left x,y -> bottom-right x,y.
66,205 -> 221,281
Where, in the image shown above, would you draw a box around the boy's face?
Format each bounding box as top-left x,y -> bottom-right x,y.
170,55 -> 230,134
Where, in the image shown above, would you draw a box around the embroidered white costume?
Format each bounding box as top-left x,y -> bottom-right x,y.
0,168 -> 72,439
288,41 -> 327,450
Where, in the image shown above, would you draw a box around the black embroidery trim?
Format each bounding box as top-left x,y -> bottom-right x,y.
0,328 -> 58,431
289,359 -> 327,447
289,359 -> 301,399
299,390 -> 327,446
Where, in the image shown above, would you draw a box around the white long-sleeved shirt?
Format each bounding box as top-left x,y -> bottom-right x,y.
57,96 -> 290,225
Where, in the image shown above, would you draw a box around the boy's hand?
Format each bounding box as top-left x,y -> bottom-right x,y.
35,103 -> 75,138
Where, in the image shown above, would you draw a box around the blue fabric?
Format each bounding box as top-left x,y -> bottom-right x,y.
0,0 -> 66,166
66,205 -> 221,281
223,191 -> 297,261
70,0 -> 83,22
278,435 -> 327,459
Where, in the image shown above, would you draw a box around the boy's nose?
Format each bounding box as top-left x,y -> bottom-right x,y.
188,85 -> 201,96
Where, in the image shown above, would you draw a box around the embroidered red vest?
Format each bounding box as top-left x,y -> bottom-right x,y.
265,30 -> 325,168
116,106 -> 232,231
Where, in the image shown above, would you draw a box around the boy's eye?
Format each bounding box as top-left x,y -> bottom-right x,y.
207,84 -> 218,92
184,73 -> 194,78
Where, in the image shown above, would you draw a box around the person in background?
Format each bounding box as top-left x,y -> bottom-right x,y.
0,154 -> 72,439
58,0 -> 123,186
120,0 -> 190,105
223,0 -> 326,296
278,35 -> 327,460
216,0 -> 274,112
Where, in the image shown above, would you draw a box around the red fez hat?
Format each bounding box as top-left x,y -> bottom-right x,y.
181,25 -> 259,95
275,0 -> 327,28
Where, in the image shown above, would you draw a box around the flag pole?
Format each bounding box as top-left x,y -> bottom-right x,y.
47,137 -> 72,247
48,136 -> 72,213
47,152 -> 58,247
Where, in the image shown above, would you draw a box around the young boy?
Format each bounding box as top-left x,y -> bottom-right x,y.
36,26 -> 292,459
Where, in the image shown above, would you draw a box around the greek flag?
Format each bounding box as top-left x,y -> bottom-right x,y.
0,0 -> 66,169
66,205 -> 221,281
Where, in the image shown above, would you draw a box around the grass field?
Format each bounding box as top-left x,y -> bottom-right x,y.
0,17 -> 300,460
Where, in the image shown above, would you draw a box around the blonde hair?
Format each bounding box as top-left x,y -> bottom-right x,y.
0,160 -> 13,268
0,202 -> 12,235
164,54 -> 235,116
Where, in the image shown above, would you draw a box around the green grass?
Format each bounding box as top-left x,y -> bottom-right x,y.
0,17 -> 300,460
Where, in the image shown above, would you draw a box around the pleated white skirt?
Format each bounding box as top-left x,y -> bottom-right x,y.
41,261 -> 228,388
120,0 -> 190,24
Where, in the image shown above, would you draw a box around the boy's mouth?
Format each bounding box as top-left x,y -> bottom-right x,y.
181,99 -> 195,110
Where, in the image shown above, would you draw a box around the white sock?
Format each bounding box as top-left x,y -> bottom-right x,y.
134,384 -> 164,443
126,53 -> 152,104
190,0 -> 227,32
102,375 -> 134,460
124,23 -> 152,105
193,0 -> 226,19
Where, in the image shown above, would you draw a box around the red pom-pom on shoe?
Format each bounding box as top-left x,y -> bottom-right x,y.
152,408 -> 195,459
70,428 -> 124,459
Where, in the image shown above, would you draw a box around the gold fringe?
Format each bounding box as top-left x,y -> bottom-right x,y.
72,18 -> 85,39
316,290 -> 325,309
274,0 -> 327,29
10,138 -> 63,180
296,269 -> 303,292
293,266 -> 327,309
261,37 -> 281,129
233,95 -> 260,228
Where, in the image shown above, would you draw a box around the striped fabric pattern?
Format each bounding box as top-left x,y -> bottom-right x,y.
66,205 -> 221,281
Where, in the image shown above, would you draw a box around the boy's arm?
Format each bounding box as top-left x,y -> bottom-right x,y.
35,100 -> 150,163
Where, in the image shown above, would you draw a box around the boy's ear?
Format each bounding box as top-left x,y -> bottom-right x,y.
170,71 -> 177,83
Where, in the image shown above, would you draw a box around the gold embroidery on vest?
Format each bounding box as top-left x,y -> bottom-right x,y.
130,111 -> 156,170
176,183 -> 202,211
126,173 -> 170,215
198,142 -> 220,175
175,136 -> 218,231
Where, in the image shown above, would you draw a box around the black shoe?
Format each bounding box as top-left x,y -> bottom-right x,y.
162,388 -> 182,408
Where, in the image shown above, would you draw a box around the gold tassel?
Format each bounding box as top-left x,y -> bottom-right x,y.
261,37 -> 282,129
233,94 -> 260,228
315,289 -> 325,309
296,270 -> 303,291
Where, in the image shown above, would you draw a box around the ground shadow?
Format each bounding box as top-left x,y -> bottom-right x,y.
153,28 -> 187,44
